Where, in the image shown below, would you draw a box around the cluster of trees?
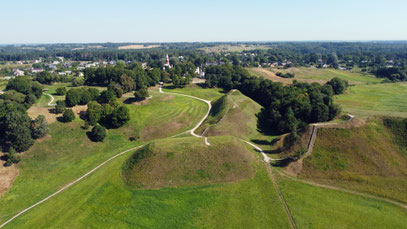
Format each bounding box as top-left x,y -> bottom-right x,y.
374,67 -> 407,81
205,65 -> 347,134
0,77 -> 49,165
65,87 -> 100,107
85,100 -> 130,129
276,72 -> 295,78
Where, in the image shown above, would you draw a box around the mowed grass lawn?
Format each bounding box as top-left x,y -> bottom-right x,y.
2,137 -> 291,228
278,175 -> 407,228
335,82 -> 407,118
163,84 -> 225,101
0,90 -> 208,225
269,67 -> 382,84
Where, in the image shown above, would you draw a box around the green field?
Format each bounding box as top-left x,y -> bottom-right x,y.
2,137 -> 291,228
198,44 -> 271,53
335,82 -> 407,118
270,67 -> 381,84
278,175 -> 407,228
0,90 -> 208,225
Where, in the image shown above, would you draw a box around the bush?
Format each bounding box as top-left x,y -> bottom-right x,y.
55,100 -> 66,114
90,125 -> 106,142
31,115 -> 49,139
62,109 -> 75,122
327,77 -> 348,95
5,147 -> 21,166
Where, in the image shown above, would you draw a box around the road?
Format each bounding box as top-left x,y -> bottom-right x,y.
0,87 -> 213,228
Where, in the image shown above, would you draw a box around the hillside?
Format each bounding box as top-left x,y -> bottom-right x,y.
197,90 -> 270,143
297,117 -> 407,203
121,136 -> 256,189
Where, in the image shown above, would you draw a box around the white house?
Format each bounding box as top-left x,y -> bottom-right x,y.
13,69 -> 25,76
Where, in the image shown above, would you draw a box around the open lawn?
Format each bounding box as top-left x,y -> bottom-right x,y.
2,137 -> 291,228
163,84 -> 225,101
278,175 -> 407,228
335,82 -> 407,118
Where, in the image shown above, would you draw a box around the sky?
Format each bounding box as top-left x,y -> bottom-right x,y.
1,0 -> 406,44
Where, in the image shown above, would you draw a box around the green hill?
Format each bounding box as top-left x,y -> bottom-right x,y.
197,90 -> 269,142
299,117 -> 407,203
121,136 -> 256,189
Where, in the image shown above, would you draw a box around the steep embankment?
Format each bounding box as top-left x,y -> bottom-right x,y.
197,90 -> 267,142
121,136 -> 256,189
298,117 -> 407,203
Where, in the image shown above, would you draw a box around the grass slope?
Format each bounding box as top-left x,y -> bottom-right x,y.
122,136 -> 255,189
198,90 -> 274,145
2,138 -> 290,228
300,118 -> 407,203
278,175 -> 407,228
162,84 -> 224,101
335,82 -> 407,118
0,90 -> 208,224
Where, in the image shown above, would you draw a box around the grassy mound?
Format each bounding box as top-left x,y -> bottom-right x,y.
121,136 -> 256,189
300,117 -> 407,203
198,90 -> 269,142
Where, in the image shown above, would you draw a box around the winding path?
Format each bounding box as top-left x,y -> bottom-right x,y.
159,87 -> 212,146
44,93 -> 56,106
0,87 -> 213,228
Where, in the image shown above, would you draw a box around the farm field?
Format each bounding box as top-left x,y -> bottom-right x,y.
199,44 -> 271,53
0,89 -> 208,225
335,82 -> 407,118
247,67 -> 382,85
278,175 -> 407,228
1,137 -> 291,228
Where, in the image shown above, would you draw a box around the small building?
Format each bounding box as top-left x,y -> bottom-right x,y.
13,69 -> 25,76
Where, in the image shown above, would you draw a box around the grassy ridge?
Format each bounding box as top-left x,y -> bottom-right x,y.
162,84 -> 224,101
300,118 -> 407,203
2,138 -> 290,228
278,175 -> 407,228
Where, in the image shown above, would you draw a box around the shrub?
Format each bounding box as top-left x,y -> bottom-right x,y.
55,100 -> 66,114
90,125 -> 106,142
5,147 -> 21,166
62,109 -> 75,122
31,115 -> 49,139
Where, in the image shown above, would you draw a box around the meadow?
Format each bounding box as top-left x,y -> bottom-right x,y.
1,137 -> 291,228
335,82 -> 407,118
278,174 -> 407,228
198,44 -> 271,53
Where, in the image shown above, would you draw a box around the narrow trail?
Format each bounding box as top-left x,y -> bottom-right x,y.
44,93 -> 56,106
241,140 -> 296,229
0,87 -> 213,228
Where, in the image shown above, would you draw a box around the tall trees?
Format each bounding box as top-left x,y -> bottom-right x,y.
327,77 -> 348,95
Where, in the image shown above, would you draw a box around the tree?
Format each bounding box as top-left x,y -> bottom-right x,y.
2,111 -> 34,152
31,115 -> 49,139
65,89 -> 82,107
110,106 -> 130,128
56,87 -> 67,95
134,88 -> 149,100
327,77 -> 348,95
55,100 -> 66,114
86,101 -> 102,126
62,109 -> 75,122
36,71 -> 56,85
98,89 -> 116,104
90,125 -> 106,142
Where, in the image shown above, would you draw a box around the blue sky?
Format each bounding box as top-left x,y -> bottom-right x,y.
1,0 -> 406,43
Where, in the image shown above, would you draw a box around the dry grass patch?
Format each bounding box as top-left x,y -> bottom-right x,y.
0,158 -> 19,196
121,136 -> 256,189
118,44 -> 160,50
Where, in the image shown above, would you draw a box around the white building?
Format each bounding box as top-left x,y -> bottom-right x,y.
13,69 -> 25,76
